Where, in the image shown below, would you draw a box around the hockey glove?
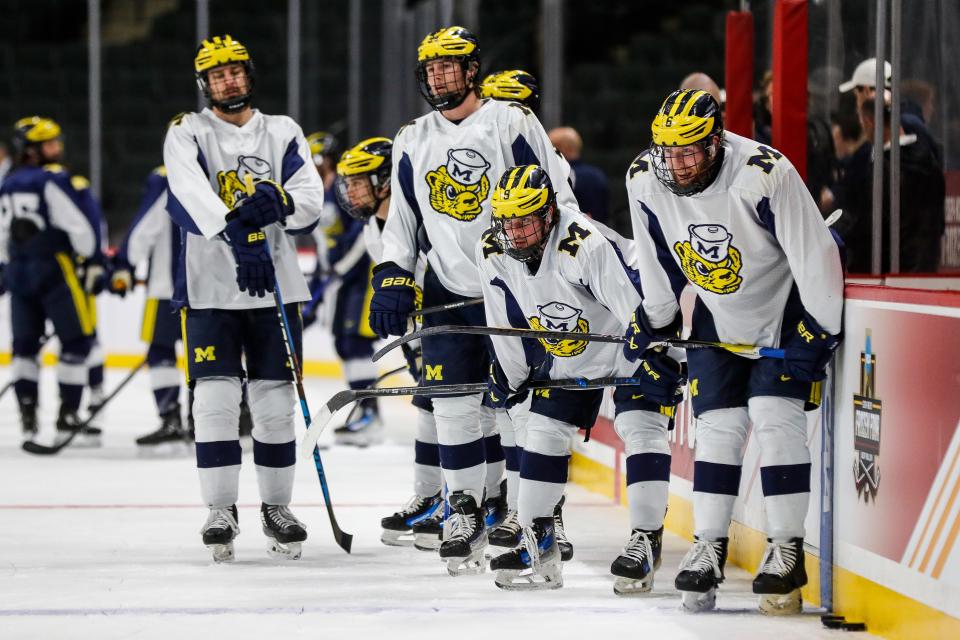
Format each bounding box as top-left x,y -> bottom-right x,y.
301,273 -> 330,329
486,358 -> 528,410
106,256 -> 134,298
223,223 -> 276,298
623,306 -> 682,363
231,179 -> 295,228
369,262 -> 417,338
631,347 -> 687,407
783,311 -> 841,382
77,256 -> 107,295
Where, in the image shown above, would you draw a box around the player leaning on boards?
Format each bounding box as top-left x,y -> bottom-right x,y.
369,26 -> 577,576
479,165 -> 684,591
163,35 -> 324,562
624,89 -> 843,613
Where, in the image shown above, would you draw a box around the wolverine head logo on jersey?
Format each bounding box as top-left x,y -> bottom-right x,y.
216,155 -> 272,208
528,302 -> 589,357
425,148 -> 491,221
674,224 -> 743,294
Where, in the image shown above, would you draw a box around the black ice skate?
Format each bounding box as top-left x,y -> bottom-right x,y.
438,491 -> 487,576
675,537 -> 728,612
488,509 -> 521,551
19,398 -> 38,442
136,406 -> 190,451
484,479 -> 508,530
201,505 -> 240,563
753,537 -> 807,615
553,494 -> 574,561
610,527 -> 662,595
412,500 -> 446,551
491,516 -> 563,590
56,405 -> 101,448
261,503 -> 308,560
380,492 -> 442,547
334,404 -> 384,447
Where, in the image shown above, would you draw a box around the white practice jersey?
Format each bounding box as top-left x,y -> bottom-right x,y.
119,167 -> 176,299
163,108 -> 324,309
626,132 -> 843,348
363,216 -> 385,264
477,205 -> 642,391
381,99 -> 577,298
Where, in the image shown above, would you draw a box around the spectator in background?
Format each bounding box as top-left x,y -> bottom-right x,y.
834,98 -> 945,273
679,71 -> 722,106
548,126 -> 610,224
901,79 -> 935,124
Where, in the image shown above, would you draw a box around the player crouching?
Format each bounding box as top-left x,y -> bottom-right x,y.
477,165 -> 685,591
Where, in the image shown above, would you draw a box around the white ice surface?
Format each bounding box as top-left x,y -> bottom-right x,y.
0,368 -> 872,639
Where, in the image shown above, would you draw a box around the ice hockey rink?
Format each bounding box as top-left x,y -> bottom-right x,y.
0,367 -> 874,640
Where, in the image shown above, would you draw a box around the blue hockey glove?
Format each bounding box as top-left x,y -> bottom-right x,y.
106,256 -> 134,298
232,179 -> 295,228
783,311 -> 841,382
623,306 -> 682,363
631,347 -> 686,407
301,272 -> 330,329
369,262 -> 417,338
485,358 -> 528,410
223,223 -> 275,298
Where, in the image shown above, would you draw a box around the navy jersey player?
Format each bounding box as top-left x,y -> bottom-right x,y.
370,26 -> 576,575
625,90 -> 843,613
163,35 -> 324,562
0,117 -> 101,444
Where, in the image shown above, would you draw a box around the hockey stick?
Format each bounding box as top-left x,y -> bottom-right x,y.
22,358 -> 148,455
243,175 -> 352,553
409,297 -> 483,318
0,332 -> 54,403
371,324 -> 785,363
301,374 -> 668,457
338,364 -> 409,428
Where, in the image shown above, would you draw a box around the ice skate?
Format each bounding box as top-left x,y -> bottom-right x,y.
19,399 -> 38,443
491,516 -> 563,590
438,491 -> 487,576
488,509 -> 521,552
56,405 -> 101,448
334,405 -> 384,447
611,527 -> 662,595
201,505 -> 239,563
753,537 -> 806,615
484,479 -> 508,529
261,503 -> 307,560
136,406 -> 190,455
675,537 -> 728,612
412,500 -> 446,551
380,492 -> 442,546
553,494 -> 574,561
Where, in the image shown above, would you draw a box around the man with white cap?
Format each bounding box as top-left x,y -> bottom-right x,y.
838,57 -> 892,109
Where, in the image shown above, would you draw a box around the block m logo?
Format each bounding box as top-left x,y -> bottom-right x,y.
194,346 -> 216,363
425,364 -> 443,381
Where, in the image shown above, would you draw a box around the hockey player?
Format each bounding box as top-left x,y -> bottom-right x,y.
0,116 -> 100,444
625,90 -> 843,613
163,35 -> 324,562
480,70 -> 541,112
370,26 -> 576,575
305,130 -> 383,446
480,165 -> 684,591
333,137 -> 444,545
107,164 -> 189,448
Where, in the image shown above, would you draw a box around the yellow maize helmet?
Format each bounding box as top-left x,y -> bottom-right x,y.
13,116 -> 63,163
334,137 -> 393,220
306,131 -> 341,165
480,70 -> 540,112
416,26 -> 481,111
194,35 -> 255,113
649,89 -> 725,196
490,165 -> 557,263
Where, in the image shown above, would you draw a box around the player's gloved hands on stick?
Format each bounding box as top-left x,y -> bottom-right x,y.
369,262 -> 417,338
78,256 -> 107,295
232,179 -> 295,228
223,223 -> 276,298
106,256 -> 134,298
623,306 -> 682,362
630,346 -> 687,406
782,311 -> 841,382
485,359 -> 528,410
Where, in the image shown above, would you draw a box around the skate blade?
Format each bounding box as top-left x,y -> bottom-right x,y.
495,566 -> 563,590
381,529 -> 416,547
681,588 -> 717,612
758,590 -> 802,615
443,547 -> 487,576
266,538 -> 303,560
613,574 -> 654,596
413,533 -> 442,551
207,542 -> 235,563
